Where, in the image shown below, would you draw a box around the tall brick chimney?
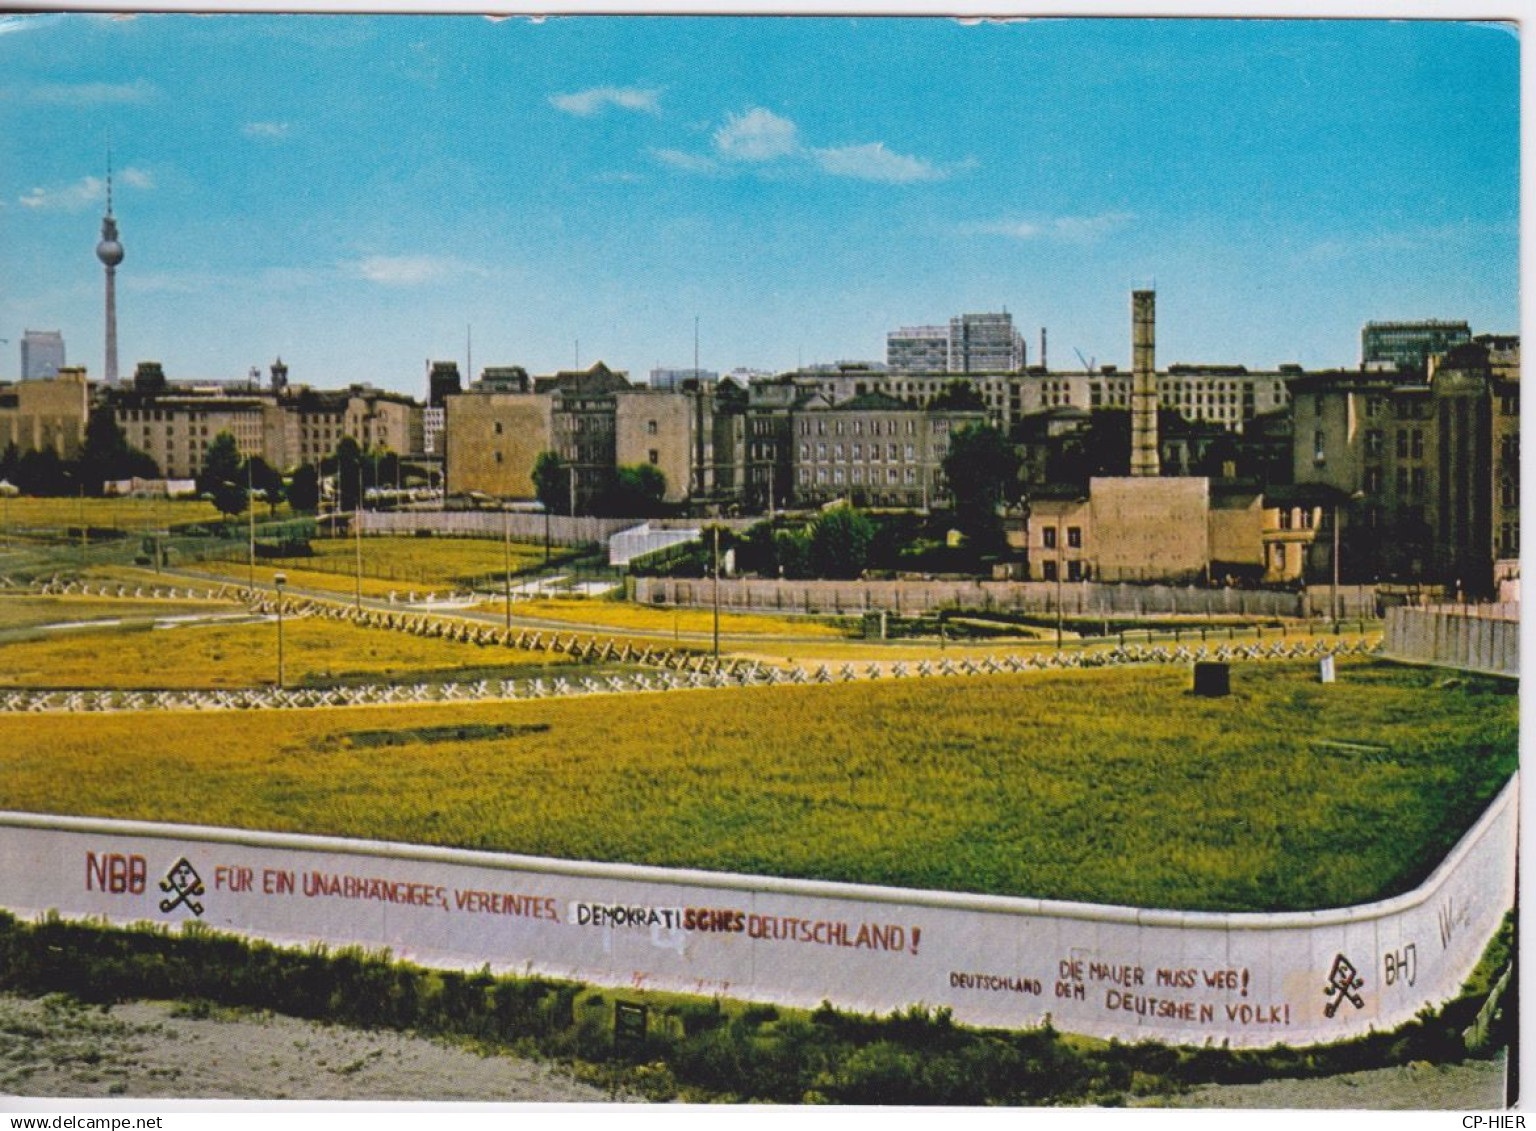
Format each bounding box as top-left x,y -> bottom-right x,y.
1130,290 -> 1159,477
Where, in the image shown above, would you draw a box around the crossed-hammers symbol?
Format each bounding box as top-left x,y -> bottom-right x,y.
159,858 -> 206,916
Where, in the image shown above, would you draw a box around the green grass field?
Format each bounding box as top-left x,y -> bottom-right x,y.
0,610 -> 577,688
0,659 -> 1514,912
1,496 -> 280,533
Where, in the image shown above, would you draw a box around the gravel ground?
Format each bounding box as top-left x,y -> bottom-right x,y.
1138,1054 -> 1510,1110
0,992 -> 1508,1107
0,994 -> 615,1103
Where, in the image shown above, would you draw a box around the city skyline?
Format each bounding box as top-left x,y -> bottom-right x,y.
0,15 -> 1519,395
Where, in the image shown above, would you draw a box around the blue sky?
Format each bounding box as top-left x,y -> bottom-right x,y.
0,15 -> 1519,395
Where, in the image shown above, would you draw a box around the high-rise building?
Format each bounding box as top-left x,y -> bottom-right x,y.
1362,320 -> 1471,373
20,330 -> 65,381
886,313 -> 1025,374
95,159 -> 125,386
949,312 -> 1026,373
886,326 -> 949,374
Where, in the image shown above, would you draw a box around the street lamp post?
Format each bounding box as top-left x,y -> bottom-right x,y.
353,464 -> 363,610
246,460 -> 256,590
712,526 -> 721,666
1331,501 -> 1341,628
274,571 -> 287,689
503,506 -> 513,632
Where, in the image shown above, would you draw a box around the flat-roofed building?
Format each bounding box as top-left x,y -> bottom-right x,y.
0,367 -> 90,460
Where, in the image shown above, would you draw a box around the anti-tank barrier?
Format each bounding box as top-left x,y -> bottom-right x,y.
0,636 -> 1384,714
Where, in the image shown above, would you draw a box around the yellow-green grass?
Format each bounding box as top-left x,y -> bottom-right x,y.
0,658 -> 1513,912
0,496 -> 285,532
187,536 -> 551,597
0,595 -> 237,634
724,626 -> 1381,666
474,597 -> 851,639
0,614 -> 577,689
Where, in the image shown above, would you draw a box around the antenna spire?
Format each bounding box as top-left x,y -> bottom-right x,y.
106,146 -> 114,215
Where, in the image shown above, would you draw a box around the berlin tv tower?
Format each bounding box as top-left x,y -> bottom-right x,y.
95,154 -> 124,386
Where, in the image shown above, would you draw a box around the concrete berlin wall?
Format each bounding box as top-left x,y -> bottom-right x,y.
0,775 -> 1515,1048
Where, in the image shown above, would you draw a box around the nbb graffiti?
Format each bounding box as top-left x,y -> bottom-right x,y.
86,852 -> 146,895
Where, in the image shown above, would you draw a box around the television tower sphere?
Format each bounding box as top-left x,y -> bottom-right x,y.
97,216 -> 124,267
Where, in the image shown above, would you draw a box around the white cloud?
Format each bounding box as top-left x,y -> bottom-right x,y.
960,212 -> 1134,242
119,166 -> 154,189
21,78 -> 154,104
243,121 -> 290,140
649,147 -> 718,174
345,255 -> 484,286
549,86 -> 660,117
713,107 -> 799,161
811,142 -> 945,184
20,176 -> 103,211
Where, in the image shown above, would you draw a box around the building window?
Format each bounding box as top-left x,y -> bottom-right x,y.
1411,430 -> 1424,459
1275,544 -> 1286,568
1502,478 -> 1519,507
833,444 -> 844,461
494,451 -> 503,463
852,443 -> 862,460
1365,430 -> 1383,458
648,449 -> 659,465
1313,431 -> 1326,464
1396,430 -> 1409,459
852,467 -> 863,484
1396,468 -> 1409,494
1365,467 -> 1384,493
834,468 -> 845,485
904,443 -> 915,461
887,443 -> 898,461
1066,559 -> 1082,582
647,420 -> 657,435
1042,559 -> 1058,582
1042,526 -> 1057,549
817,442 -> 826,459
1280,508 -> 1293,531
1067,526 -> 1081,548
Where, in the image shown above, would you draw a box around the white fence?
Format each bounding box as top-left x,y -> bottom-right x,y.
636,578 -> 1380,619
0,774 -> 1514,1048
1383,607 -> 1520,677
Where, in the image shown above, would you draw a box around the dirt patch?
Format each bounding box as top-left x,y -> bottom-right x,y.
0,994 -> 616,1102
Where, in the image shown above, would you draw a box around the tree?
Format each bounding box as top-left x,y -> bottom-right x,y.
942,424 -> 1021,555
79,408 -> 158,492
15,446 -> 67,495
602,463 -> 668,516
287,463 -> 320,513
809,504 -> 875,579
929,380 -> 986,412
198,432 -> 248,519
246,455 -> 285,516
327,436 -> 363,513
532,451 -> 571,516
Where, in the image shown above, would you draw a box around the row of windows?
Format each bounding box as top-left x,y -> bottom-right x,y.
799,418 -> 931,438
798,466 -> 923,486
800,442 -> 925,462
1039,526 -> 1082,549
